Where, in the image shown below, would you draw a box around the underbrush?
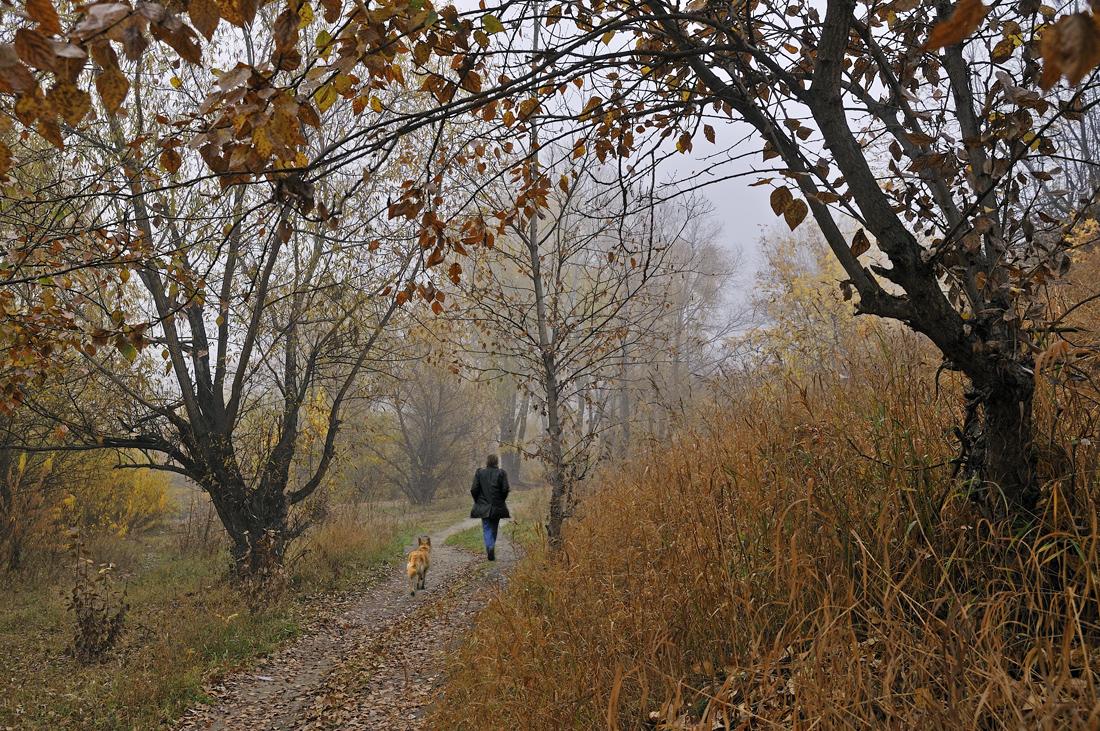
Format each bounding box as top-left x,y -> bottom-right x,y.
0,505 -> 402,730
432,332 -> 1100,730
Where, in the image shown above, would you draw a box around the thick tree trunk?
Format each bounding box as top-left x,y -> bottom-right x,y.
404,475 -> 437,505
962,371 -> 1039,519
205,474 -> 290,580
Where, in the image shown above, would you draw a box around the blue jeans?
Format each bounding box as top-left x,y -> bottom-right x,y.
481,518 -> 500,551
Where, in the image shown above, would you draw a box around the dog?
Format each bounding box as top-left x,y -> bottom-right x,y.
406,535 -> 431,595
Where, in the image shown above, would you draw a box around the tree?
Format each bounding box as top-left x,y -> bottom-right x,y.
6,0 -> 1100,534
0,20 -> 440,575
465,0 -> 1100,521
454,162 -> 715,541
364,355 -> 480,505
742,226 -> 864,378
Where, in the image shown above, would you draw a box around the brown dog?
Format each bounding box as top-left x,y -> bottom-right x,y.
406,535 -> 431,595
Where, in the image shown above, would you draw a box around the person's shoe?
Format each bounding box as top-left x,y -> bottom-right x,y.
487,547 -> 495,561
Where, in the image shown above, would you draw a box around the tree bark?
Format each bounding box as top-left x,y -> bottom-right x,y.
959,369 -> 1039,519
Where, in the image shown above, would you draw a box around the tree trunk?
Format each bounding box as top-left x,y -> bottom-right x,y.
544,381 -> 568,548
499,385 -> 519,476
513,390 -> 529,484
962,371 -> 1039,519
205,475 -> 290,580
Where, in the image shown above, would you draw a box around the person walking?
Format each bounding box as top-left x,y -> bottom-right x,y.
470,453 -> 510,561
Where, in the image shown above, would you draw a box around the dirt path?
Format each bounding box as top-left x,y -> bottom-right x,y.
174,518 -> 515,730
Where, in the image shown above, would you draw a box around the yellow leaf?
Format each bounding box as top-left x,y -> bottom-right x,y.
170,75 -> 183,89
370,96 -> 383,113
314,82 -> 337,112
298,1 -> 314,28
316,29 -> 333,57
48,82 -> 90,126
253,127 -> 273,159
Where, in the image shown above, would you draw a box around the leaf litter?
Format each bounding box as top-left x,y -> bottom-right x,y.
175,520 -> 515,730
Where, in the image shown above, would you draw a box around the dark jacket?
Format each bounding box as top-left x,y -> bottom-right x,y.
470,466 -> 511,520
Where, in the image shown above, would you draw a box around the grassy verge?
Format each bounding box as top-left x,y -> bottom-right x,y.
444,487 -> 548,554
444,520 -> 543,554
0,508 -> 404,730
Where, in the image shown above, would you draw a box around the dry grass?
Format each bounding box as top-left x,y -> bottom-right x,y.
431,330 -> 1100,730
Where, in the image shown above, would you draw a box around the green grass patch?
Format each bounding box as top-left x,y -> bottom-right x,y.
445,524 -> 486,553
445,518 -> 545,554
0,512 -> 404,730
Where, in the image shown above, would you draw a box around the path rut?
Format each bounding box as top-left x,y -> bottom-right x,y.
174,518 -> 513,730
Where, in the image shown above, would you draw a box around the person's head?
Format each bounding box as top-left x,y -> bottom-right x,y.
486,453 -> 499,468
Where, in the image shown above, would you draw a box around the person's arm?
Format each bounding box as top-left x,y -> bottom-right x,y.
471,469 -> 481,500
500,469 -> 510,499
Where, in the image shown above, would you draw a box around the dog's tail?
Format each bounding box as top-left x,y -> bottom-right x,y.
407,559 -> 418,595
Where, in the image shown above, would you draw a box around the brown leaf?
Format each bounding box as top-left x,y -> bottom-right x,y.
770,186 -> 793,216
704,124 -> 715,144
298,102 -> 321,128
28,0 -> 64,36
120,24 -> 148,60
15,28 -> 58,72
96,65 -> 130,113
157,22 -> 203,64
73,3 -> 131,39
460,70 -> 482,93
160,147 -> 182,173
319,0 -> 341,23
217,0 -> 258,28
189,0 -> 221,40
0,142 -> 12,177
784,199 -> 808,230
926,0 -> 988,50
48,81 -> 91,126
426,246 -> 446,268
37,117 -> 63,148
0,46 -> 37,95
1040,13 -> 1100,89
850,228 -> 871,257
89,40 -> 119,69
273,8 -> 298,52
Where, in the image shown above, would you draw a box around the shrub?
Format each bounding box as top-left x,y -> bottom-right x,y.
58,461 -> 172,538
1,449 -> 172,575
66,539 -> 128,664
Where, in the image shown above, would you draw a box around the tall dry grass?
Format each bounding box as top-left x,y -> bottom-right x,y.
431,328 -> 1100,729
